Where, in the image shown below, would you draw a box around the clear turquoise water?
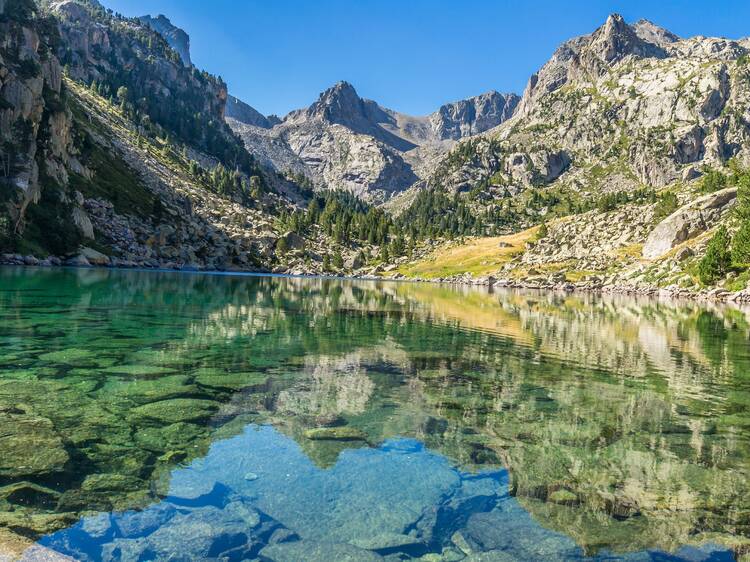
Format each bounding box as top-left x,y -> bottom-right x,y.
0,267 -> 748,561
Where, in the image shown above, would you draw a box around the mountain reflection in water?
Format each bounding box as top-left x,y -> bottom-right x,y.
0,268 -> 748,561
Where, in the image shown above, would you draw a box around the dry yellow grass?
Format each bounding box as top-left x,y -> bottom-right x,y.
398,228 -> 537,279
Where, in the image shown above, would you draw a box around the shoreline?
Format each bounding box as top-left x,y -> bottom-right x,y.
3,254 -> 750,305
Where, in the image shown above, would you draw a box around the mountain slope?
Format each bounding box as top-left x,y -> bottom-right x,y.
1,0 -> 340,272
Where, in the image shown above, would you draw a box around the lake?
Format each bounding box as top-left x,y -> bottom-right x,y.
0,267 -> 748,561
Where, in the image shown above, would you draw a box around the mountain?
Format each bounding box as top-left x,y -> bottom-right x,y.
138,14 -> 191,67
399,13 -> 750,294
433,13 -> 748,194
227,81 -> 519,202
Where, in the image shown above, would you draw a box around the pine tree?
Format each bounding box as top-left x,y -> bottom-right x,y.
333,250 -> 344,270
731,221 -> 750,267
698,226 -> 732,284
380,245 -> 390,263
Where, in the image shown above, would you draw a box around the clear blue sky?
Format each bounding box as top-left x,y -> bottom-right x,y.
100,0 -> 750,117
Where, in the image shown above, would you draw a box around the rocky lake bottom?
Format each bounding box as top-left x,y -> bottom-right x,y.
0,268 -> 749,561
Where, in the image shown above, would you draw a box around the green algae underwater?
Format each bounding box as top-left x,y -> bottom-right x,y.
0,267 -> 749,561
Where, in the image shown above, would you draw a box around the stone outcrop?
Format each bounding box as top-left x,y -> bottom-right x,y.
642,187 -> 737,259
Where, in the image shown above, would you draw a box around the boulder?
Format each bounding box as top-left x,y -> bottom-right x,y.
0,414 -> 69,478
129,399 -> 219,424
79,247 -> 110,266
344,254 -> 364,270
642,188 -> 736,259
64,254 -> 91,267
281,231 -> 306,251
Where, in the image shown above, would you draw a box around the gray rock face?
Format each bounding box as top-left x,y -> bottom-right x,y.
519,13 -> 671,116
138,14 -> 191,67
632,19 -> 680,48
430,91 -> 520,140
642,187 -> 737,259
225,95 -> 275,128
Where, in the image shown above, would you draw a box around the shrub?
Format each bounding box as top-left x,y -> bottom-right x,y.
653,191 -> 679,221
275,237 -> 289,255
698,226 -> 731,285
700,168 -> 727,193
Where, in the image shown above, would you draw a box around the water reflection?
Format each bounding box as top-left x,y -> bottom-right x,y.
0,268 -> 748,560
39,427 -> 733,562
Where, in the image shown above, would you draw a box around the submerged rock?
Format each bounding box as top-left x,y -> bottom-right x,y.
259,540 -> 384,562
303,427 -> 368,441
0,414 -> 69,478
130,399 -> 219,424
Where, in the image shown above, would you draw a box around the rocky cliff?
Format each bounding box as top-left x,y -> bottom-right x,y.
431,90 -> 519,140
225,94 -> 279,129
137,14 -> 191,67
0,0 -> 83,250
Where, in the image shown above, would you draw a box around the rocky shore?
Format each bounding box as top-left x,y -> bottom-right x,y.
396,273 -> 750,303
4,256 -> 750,305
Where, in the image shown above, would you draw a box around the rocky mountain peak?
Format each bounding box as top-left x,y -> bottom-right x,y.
138,14 -> 192,67
308,81 -> 367,123
587,12 -> 668,65
632,18 -> 680,48
519,14 -> 673,115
